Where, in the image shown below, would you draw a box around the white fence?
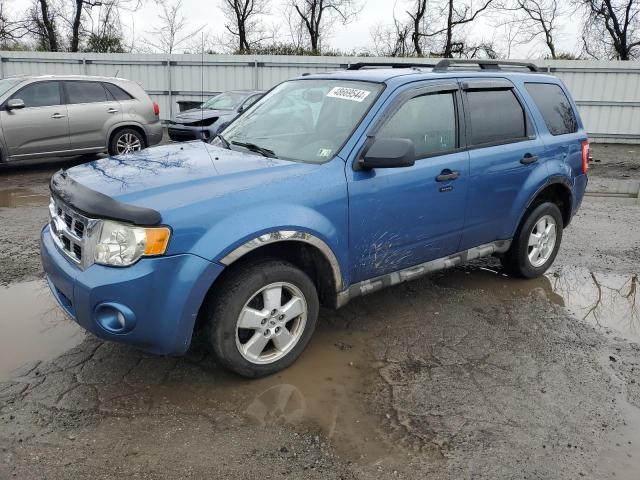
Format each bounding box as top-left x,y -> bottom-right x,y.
1,51 -> 639,143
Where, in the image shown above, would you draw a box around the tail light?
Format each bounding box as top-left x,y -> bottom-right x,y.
153,101 -> 160,116
581,140 -> 590,174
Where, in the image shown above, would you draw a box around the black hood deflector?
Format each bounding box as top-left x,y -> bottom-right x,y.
50,170 -> 162,226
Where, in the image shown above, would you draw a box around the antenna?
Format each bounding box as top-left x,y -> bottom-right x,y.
201,31 -> 204,129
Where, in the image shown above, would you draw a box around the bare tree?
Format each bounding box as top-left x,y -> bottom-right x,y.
575,0 -> 640,60
507,0 -> 561,59
407,0 -> 427,55
0,1 -> 29,49
30,0 -> 59,51
221,0 -> 269,53
145,0 -> 204,54
439,0 -> 495,57
289,0 -> 361,53
371,16 -> 412,56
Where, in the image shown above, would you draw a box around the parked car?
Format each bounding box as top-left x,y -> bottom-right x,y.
0,75 -> 162,162
167,90 -> 264,142
41,60 -> 589,378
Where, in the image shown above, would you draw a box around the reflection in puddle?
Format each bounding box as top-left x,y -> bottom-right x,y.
0,188 -> 49,208
433,265 -> 640,342
0,280 -> 85,380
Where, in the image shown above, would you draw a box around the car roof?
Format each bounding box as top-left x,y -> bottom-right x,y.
4,74 -> 133,83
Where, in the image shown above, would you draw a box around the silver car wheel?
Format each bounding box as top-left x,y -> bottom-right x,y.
115,133 -> 142,155
235,282 -> 307,365
527,214 -> 557,267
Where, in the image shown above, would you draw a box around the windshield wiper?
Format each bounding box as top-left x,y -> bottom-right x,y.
231,140 -> 277,158
213,133 -> 231,149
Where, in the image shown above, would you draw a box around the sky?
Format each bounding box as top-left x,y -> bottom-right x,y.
7,0 -> 584,58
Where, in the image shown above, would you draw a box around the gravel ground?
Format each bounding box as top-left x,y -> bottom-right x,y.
0,144 -> 639,479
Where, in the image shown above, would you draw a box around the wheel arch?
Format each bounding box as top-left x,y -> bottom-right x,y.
107,122 -> 148,148
218,231 -> 344,305
524,177 -> 573,228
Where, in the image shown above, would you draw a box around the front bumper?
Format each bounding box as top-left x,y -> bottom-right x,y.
167,124 -> 213,142
40,225 -> 224,355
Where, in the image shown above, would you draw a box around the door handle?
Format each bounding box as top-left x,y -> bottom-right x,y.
51,113 -> 66,119
107,108 -> 119,114
520,154 -> 538,165
436,170 -> 460,182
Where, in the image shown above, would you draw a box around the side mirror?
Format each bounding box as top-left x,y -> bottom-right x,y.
358,137 -> 415,170
6,99 -> 25,111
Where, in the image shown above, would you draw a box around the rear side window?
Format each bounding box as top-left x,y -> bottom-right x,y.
525,83 -> 578,135
104,83 -> 133,101
14,81 -> 61,108
466,89 -> 526,146
378,92 -> 457,158
65,81 -> 108,104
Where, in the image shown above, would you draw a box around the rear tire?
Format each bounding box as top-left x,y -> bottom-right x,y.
205,258 -> 319,378
108,128 -> 146,156
501,202 -> 563,278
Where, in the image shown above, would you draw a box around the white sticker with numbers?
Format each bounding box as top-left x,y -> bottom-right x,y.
326,86 -> 371,102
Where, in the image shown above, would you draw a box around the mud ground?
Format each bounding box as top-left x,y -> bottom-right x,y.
0,144 -> 639,479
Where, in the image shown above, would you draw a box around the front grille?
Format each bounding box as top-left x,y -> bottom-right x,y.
49,198 -> 93,267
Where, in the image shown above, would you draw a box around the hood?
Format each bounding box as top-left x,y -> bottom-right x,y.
64,142 -> 318,214
172,109 -> 231,123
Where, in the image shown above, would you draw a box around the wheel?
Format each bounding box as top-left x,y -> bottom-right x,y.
108,128 -> 146,155
501,202 -> 563,278
206,259 -> 319,378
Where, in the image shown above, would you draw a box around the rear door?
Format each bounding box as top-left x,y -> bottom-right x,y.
347,81 -> 470,283
458,79 -> 548,250
63,81 -> 122,150
0,80 -> 70,158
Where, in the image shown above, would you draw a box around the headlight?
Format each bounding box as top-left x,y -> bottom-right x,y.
94,220 -> 171,266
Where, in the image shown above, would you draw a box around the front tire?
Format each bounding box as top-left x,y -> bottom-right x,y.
108,128 -> 146,156
206,259 -> 319,378
501,202 -> 563,278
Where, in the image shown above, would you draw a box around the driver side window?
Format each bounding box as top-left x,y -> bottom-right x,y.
378,92 -> 457,158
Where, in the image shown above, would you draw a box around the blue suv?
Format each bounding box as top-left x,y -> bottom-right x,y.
41,60 -> 589,377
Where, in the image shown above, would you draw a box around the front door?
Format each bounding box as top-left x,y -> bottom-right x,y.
0,81 -> 70,158
347,81 -> 470,283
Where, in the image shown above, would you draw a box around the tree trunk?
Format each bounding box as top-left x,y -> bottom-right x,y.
71,0 -> 83,52
39,0 -> 58,52
444,0 -> 454,57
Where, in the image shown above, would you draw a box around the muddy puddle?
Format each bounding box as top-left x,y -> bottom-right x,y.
0,188 -> 48,208
0,279 -> 85,380
433,265 -> 640,343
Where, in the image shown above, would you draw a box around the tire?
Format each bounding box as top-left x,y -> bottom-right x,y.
501,202 -> 563,278
108,128 -> 146,156
205,258 -> 319,378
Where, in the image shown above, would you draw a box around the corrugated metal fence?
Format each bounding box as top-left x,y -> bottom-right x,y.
0,51 -> 639,143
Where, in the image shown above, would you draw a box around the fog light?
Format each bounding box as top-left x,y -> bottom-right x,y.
94,302 -> 136,334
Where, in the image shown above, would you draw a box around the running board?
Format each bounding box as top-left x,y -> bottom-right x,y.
335,240 -> 511,308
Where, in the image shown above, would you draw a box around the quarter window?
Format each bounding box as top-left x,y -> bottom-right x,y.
466,89 -> 527,145
525,83 -> 578,135
104,83 -> 133,101
13,81 -> 61,108
65,81 -> 108,104
377,92 -> 457,158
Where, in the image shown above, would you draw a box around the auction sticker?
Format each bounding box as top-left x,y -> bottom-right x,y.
327,86 -> 371,102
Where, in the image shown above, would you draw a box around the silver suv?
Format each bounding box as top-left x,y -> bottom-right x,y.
0,75 -> 163,162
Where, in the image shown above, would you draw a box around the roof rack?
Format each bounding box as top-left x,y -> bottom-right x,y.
347,62 -> 436,70
433,59 -> 540,72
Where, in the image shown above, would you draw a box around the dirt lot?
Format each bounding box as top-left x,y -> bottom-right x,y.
0,146 -> 639,479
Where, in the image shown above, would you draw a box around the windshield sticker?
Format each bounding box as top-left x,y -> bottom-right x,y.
326,86 -> 371,103
317,148 -> 332,158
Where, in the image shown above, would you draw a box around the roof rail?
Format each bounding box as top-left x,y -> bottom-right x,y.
347,62 -> 436,70
433,59 -> 540,73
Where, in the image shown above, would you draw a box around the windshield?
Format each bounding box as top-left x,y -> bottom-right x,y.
217,79 -> 383,163
0,78 -> 23,98
202,92 -> 248,110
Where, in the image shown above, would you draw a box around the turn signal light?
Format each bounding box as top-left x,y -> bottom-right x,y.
581,140 -> 590,174
144,227 -> 171,255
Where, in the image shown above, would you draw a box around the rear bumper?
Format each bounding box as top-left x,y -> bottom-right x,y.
40,225 -> 224,355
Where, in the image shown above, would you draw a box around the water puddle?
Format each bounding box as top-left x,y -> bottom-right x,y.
0,188 -> 49,208
0,279 -> 85,380
433,265 -> 640,343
